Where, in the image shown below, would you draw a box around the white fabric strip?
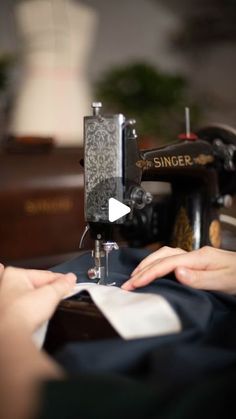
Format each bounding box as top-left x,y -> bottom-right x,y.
33,283 -> 182,348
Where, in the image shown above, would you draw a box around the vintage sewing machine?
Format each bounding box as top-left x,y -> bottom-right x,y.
44,103 -> 236,352
81,102 -> 236,285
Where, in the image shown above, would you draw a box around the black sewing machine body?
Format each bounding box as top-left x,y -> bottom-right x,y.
83,104 -> 236,260
44,106 -> 236,352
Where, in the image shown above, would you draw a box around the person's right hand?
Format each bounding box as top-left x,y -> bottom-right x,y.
122,246 -> 236,295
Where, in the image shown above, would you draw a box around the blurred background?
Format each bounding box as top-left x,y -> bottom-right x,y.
0,0 -> 235,267
0,0 -> 236,143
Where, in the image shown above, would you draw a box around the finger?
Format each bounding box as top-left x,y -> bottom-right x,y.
131,247 -> 186,277
175,266 -> 231,292
122,257 -> 171,290
19,273 -> 77,330
1,267 -> 74,302
122,255 -> 183,290
3,267 -> 66,286
24,269 -> 73,288
122,248 -> 217,290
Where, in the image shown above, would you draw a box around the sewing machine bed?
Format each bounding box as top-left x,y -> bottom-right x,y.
44,295 -> 119,354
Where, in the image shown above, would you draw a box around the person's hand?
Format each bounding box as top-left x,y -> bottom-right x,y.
0,265 -> 76,419
0,265 -> 76,333
122,246 -> 236,295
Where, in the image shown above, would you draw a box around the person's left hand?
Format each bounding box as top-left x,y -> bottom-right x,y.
0,264 -> 76,419
0,265 -> 76,333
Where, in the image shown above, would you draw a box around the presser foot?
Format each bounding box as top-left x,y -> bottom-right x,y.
87,239 -> 119,285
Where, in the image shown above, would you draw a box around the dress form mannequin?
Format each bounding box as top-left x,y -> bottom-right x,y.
9,0 -> 98,146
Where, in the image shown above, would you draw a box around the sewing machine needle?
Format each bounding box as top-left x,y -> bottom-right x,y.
105,251 -> 109,278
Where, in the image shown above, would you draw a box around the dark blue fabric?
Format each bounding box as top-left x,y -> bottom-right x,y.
50,248 -> 236,399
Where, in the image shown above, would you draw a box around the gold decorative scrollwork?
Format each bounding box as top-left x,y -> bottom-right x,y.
171,207 -> 194,251
209,219 -> 221,248
193,154 -> 214,165
136,159 -> 153,170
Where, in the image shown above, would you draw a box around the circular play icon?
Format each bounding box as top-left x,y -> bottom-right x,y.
85,176 -> 127,224
108,198 -> 131,222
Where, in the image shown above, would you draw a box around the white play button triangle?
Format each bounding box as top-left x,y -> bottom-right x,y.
108,198 -> 131,222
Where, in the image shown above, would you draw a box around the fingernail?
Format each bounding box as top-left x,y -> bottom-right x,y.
65,273 -> 77,284
176,267 -> 191,281
121,281 -> 132,290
